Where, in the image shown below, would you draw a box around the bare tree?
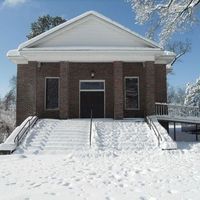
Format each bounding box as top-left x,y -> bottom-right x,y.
3,75 -> 16,111
166,40 -> 191,65
128,0 -> 200,46
3,90 -> 15,111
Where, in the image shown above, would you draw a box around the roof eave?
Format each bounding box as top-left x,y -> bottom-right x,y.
7,49 -> 28,64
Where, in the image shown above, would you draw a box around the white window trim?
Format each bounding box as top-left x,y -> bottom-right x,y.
45,77 -> 60,111
79,80 -> 106,118
124,76 -> 140,110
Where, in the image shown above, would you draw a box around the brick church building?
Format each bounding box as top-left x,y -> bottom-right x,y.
7,11 -> 175,125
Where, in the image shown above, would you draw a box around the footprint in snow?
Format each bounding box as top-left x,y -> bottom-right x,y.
44,192 -> 56,196
105,196 -> 115,200
139,197 -> 147,200
168,190 -> 179,194
63,182 -> 70,187
18,155 -> 27,159
6,182 -> 16,186
89,172 -> 96,176
33,184 -> 42,188
149,197 -> 157,200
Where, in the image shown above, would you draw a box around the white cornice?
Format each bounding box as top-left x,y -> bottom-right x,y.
7,48 -> 175,64
21,47 -> 162,52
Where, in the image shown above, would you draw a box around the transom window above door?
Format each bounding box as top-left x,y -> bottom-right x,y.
80,81 -> 105,91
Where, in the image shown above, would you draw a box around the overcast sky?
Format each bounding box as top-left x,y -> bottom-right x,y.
0,0 -> 200,96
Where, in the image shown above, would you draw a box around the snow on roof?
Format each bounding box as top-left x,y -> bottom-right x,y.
18,10 -> 161,50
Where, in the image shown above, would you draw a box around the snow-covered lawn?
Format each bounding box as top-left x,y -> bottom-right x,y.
1,147 -> 200,200
1,119 -> 200,200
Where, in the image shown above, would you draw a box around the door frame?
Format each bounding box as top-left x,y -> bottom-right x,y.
79,80 -> 106,118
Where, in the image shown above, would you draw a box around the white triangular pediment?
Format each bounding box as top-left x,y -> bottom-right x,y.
8,11 -> 175,65
23,12 -> 159,49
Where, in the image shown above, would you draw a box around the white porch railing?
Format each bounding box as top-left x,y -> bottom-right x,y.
155,103 -> 200,118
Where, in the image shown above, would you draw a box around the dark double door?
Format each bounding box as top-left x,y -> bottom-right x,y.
80,91 -> 104,118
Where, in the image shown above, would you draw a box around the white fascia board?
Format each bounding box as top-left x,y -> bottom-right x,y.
155,51 -> 176,65
7,47 -> 174,64
18,11 -> 161,50
7,49 -> 28,64
22,47 -> 162,52
19,50 -> 156,63
8,57 -> 28,64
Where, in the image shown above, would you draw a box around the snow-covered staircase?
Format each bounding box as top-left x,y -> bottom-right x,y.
14,118 -> 162,155
94,119 -> 158,151
14,119 -> 90,154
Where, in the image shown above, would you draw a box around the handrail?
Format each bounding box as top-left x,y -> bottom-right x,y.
14,116 -> 38,146
156,102 -> 199,109
146,116 -> 162,146
155,102 -> 200,118
89,109 -> 93,147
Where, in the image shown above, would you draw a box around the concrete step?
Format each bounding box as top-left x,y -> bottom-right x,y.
30,138 -> 89,143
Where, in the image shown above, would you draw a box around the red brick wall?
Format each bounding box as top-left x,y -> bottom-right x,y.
155,64 -> 167,103
16,62 -> 37,125
36,62 -> 60,119
144,61 -> 156,116
68,63 -> 114,118
123,63 -> 145,118
59,62 -> 69,119
16,61 -> 167,124
113,62 -> 123,119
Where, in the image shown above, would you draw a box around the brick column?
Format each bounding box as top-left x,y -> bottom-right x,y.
59,62 -> 69,119
144,61 -> 155,116
16,62 -> 37,125
113,61 -> 123,119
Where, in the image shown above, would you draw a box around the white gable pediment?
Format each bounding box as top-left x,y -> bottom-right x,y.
22,11 -> 159,49
8,11 -> 176,65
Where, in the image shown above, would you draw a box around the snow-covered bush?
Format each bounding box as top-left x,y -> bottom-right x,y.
184,77 -> 200,107
0,120 -> 12,143
0,75 -> 16,143
0,107 -> 15,143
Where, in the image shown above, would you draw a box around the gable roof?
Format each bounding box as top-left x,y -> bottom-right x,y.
18,11 -> 161,50
7,11 -> 175,67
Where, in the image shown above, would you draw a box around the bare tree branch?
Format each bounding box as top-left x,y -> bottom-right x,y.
166,40 -> 191,65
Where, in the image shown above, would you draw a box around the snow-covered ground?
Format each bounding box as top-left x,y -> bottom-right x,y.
1,148 -> 200,200
1,119 -> 200,199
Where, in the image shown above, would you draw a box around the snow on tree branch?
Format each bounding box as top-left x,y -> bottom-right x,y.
184,77 -> 200,107
128,0 -> 200,46
166,40 -> 191,65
